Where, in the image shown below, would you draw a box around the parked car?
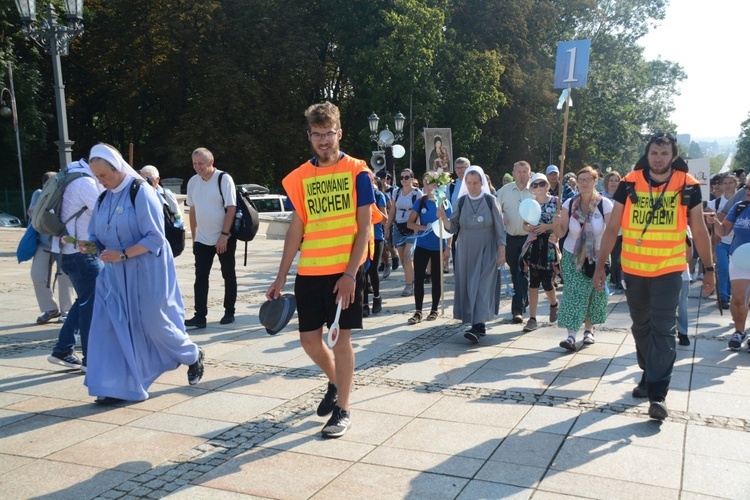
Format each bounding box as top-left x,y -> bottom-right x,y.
238,184 -> 290,215
0,211 -> 22,227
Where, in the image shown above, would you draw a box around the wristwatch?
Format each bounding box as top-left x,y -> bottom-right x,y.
221,231 -> 230,236
704,266 -> 714,272
120,249 -> 128,261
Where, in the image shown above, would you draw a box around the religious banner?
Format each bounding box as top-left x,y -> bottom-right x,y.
424,128 -> 453,172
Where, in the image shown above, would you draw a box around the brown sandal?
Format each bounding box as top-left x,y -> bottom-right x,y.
426,310 -> 439,321
408,311 -> 423,325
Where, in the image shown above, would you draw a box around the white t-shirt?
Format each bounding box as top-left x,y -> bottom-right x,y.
394,188 -> 422,223
562,196 -> 614,254
51,176 -> 102,255
186,170 -> 237,246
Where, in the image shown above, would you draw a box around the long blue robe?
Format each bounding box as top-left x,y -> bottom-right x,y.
85,177 -> 198,401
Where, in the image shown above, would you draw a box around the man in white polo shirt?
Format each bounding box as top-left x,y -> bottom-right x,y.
185,148 -> 237,328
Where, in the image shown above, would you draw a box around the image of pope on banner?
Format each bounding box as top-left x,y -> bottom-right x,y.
424,128 -> 453,172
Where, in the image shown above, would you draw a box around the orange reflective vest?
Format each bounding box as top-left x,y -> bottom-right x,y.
283,155 -> 380,276
620,169 -> 699,277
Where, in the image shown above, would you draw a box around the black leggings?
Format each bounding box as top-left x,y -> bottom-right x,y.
365,239 -> 384,304
414,246 -> 442,312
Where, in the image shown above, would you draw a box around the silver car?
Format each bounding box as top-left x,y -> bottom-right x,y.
0,211 -> 22,227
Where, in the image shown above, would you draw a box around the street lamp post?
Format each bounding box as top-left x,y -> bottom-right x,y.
1,63 -> 27,223
368,112 -> 406,182
13,0 -> 84,170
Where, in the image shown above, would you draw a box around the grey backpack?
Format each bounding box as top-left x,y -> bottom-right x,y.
31,160 -> 91,236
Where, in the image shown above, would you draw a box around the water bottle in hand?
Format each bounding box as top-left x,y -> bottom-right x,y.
174,213 -> 184,229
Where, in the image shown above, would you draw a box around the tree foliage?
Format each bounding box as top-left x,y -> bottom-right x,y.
0,0 -> 686,214
735,113 -> 750,169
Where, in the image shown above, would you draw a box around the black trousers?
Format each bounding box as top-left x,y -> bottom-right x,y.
364,239 -> 384,305
193,238 -> 237,319
414,246 -> 442,312
505,234 -> 529,315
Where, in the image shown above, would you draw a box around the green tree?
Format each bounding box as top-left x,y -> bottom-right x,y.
0,0 -> 54,216
735,113 -> 750,169
686,140 -> 703,159
709,154 -> 727,174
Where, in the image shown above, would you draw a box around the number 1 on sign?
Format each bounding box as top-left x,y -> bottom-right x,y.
564,47 -> 578,83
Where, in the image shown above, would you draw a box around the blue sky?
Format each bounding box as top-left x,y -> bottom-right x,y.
638,0 -> 750,140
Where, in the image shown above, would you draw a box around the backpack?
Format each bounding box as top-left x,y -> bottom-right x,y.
218,172 -> 260,266
733,200 -> 750,219
98,179 -> 186,257
31,160 -> 91,236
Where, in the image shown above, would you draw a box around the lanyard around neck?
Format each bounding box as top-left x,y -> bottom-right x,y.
637,170 -> 673,245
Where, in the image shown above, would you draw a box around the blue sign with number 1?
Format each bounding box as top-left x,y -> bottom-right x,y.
554,40 -> 591,89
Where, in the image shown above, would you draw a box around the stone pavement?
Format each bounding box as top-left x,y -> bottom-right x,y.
0,227 -> 748,499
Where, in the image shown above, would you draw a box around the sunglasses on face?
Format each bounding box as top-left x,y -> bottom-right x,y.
530,181 -> 547,189
400,176 -> 412,180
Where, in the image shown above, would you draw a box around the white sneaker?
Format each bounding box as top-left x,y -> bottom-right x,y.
401,284 -> 414,297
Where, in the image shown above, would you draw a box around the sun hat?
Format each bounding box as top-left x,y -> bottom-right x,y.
530,173 -> 548,186
259,294 -> 297,335
545,165 -> 559,175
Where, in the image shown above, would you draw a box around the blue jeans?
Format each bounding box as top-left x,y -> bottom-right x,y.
716,242 -> 731,302
53,253 -> 103,362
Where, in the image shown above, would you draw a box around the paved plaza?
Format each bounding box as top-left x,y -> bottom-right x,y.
0,227 -> 748,499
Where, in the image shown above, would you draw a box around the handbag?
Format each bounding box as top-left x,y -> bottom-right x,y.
17,224 -> 39,264
582,258 -> 610,279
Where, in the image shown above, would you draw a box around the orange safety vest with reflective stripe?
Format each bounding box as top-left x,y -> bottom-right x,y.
283,155 -> 380,276
620,169 -> 699,277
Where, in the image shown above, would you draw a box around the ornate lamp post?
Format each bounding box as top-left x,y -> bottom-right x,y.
13,0 -> 84,170
1,63 -> 27,223
368,111 -> 405,182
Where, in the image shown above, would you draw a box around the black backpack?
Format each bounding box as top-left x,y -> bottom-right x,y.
218,172 -> 260,266
733,200 -> 750,219
98,179 -> 186,257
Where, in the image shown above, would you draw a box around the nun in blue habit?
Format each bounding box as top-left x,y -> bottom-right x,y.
83,143 -> 204,403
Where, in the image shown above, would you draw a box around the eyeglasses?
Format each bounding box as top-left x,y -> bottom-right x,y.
530,181 -> 547,189
309,130 -> 338,141
649,132 -> 676,142
577,177 -> 595,184
400,176 -> 412,180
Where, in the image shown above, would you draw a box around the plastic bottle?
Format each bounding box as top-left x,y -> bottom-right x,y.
234,210 -> 243,233
174,213 -> 184,229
